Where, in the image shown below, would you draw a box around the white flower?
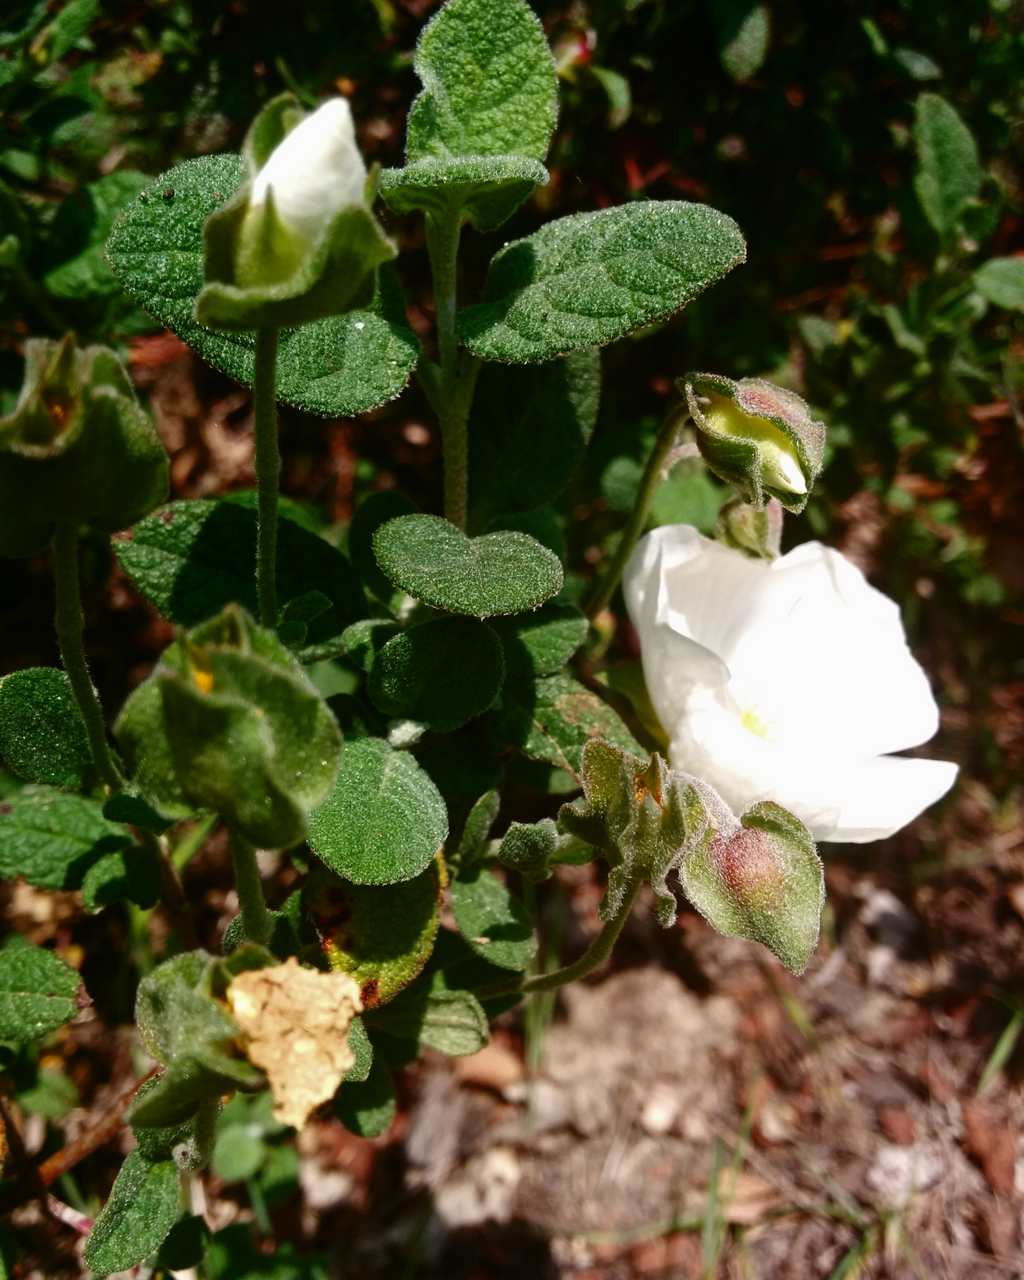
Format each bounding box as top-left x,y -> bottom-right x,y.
250,98 -> 367,246
624,525 -> 957,843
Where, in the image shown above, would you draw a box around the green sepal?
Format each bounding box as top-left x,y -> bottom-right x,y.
378,154 -> 549,232
558,741 -> 712,926
678,800 -> 824,976
0,337 -> 167,558
131,950 -> 266,1129
714,496 -> 784,559
683,372 -> 825,514
192,92 -> 395,331
115,605 -> 341,849
197,193 -> 395,331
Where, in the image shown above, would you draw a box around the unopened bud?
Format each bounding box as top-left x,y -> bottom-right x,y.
682,372 -> 825,513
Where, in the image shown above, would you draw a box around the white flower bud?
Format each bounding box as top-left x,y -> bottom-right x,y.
250,98 -> 367,247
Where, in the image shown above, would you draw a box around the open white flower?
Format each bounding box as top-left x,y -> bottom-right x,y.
624,525 -> 957,843
250,98 -> 367,247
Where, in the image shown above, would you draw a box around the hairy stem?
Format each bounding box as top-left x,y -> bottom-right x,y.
425,213 -> 479,529
585,408 -> 687,619
229,828 -> 273,945
253,327 -> 281,627
484,880 -> 641,999
51,523 -> 121,790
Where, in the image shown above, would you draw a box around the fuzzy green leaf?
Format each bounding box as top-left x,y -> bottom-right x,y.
469,348 -> 600,521
105,155 -> 419,417
0,785 -> 130,890
368,617 -> 505,732
115,499 -> 365,663
309,737 -> 447,885
0,936 -> 81,1044
451,788 -> 500,868
492,602 -> 588,681
344,1017 -> 374,1083
451,866 -> 537,971
83,1152 -> 180,1278
490,672 -> 644,778
458,201 -> 746,364
370,982 -> 489,1057
347,490 -> 417,607
212,1126 -> 267,1183
379,155 -> 549,233
373,514 -> 563,618
0,667 -> 91,789
321,863 -> 441,1008
81,842 -> 162,913
406,0 -> 557,163
44,171 -> 149,299
974,257 -> 1024,311
334,1058 -> 395,1138
711,0 -> 770,82
913,93 -> 982,238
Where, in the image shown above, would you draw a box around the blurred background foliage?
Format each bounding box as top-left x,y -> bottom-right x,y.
1,0 -> 1021,798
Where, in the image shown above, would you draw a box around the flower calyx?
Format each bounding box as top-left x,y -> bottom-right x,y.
682,372 -> 825,513
0,336 -> 168,558
557,739 -> 825,973
715,495 -> 784,559
115,604 -> 342,849
197,94 -> 395,331
557,739 -> 713,927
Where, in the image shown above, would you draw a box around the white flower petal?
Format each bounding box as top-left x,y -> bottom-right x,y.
627,524 -> 958,845
251,99 -> 367,244
812,755 -> 959,843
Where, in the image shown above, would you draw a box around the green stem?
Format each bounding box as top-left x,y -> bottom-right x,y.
51,523 -> 121,790
229,829 -> 272,946
253,327 -> 281,627
484,880 -> 641,999
425,213 -> 479,529
585,408 -> 687,619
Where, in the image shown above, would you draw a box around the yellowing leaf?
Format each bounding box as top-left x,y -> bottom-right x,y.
227,958 -> 362,1129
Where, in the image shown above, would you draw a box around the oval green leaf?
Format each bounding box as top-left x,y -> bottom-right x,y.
373,514 -> 563,618
308,737 -> 448,885
368,617 -> 505,732
0,667 -> 92,789
115,499 -> 365,662
458,200 -> 746,364
451,866 -> 537,972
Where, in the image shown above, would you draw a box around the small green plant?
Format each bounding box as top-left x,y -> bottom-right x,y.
2,0 -> 998,1274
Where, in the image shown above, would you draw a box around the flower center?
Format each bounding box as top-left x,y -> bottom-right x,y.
740,705 -> 771,739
